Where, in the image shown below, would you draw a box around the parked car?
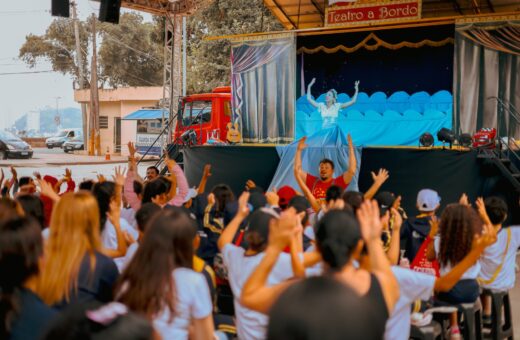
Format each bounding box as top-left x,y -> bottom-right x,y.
63,137 -> 84,153
46,129 -> 82,149
0,130 -> 33,159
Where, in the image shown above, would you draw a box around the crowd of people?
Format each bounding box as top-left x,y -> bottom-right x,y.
0,138 -> 519,340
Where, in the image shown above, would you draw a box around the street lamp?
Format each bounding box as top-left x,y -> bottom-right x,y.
54,96 -> 62,129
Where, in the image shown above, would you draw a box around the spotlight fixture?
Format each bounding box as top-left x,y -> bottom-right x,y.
180,129 -> 197,145
459,133 -> 473,147
419,132 -> 434,147
437,128 -> 455,148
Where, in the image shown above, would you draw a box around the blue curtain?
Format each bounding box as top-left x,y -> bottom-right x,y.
231,34 -> 296,143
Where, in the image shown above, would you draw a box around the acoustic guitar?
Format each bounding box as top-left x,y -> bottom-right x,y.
226,122 -> 241,144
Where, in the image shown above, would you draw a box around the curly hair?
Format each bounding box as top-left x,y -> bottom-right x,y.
438,204 -> 482,268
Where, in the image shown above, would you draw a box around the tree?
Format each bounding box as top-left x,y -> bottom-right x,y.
19,18 -> 90,88
186,0 -> 283,93
19,13 -> 164,88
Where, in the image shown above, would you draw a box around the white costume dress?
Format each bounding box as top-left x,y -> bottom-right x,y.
317,102 -> 341,128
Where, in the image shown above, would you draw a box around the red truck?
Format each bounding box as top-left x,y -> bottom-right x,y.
173,86 -> 234,145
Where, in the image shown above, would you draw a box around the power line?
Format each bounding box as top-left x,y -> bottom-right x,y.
102,33 -> 163,63
0,70 -> 54,76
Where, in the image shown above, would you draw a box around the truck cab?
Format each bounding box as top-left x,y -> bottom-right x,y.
174,86 -> 232,145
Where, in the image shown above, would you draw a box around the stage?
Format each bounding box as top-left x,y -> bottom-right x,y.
183,145 -> 520,224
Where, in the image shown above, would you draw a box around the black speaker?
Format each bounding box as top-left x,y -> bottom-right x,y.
99,0 -> 122,24
51,0 -> 70,17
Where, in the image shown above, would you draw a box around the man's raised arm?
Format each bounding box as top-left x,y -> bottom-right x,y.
294,137 -> 308,183
343,134 -> 357,184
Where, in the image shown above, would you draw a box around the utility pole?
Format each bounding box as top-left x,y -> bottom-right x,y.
71,1 -> 88,151
54,96 -> 62,130
89,14 -> 101,156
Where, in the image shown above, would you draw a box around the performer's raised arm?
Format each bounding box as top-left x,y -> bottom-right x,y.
294,137 -> 308,183
306,78 -> 319,108
339,80 -> 360,109
342,134 -> 357,184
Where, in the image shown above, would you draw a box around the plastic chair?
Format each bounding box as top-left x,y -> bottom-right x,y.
460,302 -> 483,340
410,321 -> 443,340
482,289 -> 514,340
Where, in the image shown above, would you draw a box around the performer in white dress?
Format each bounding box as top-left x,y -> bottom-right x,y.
307,78 -> 360,128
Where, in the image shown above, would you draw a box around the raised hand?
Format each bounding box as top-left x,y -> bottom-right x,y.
10,166 -> 17,181
354,80 -> 360,91
459,193 -> 470,207
245,179 -> 256,191
391,207 -> 403,230
237,191 -> 251,218
97,174 -> 106,183
37,179 -> 60,202
207,193 -> 216,206
33,171 -> 41,180
64,168 -> 72,181
265,187 -> 279,207
112,166 -> 126,186
0,169 -> 4,185
297,137 -> 308,151
371,168 -> 389,185
203,164 -> 212,178
475,197 -> 492,226
124,231 -> 136,245
392,195 -> 402,210
357,199 -> 383,242
269,210 -> 298,250
472,222 -> 497,251
127,141 -> 136,158
309,78 -> 316,87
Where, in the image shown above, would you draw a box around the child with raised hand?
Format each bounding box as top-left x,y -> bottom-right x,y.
477,196 -> 520,323
217,192 -> 304,340
426,202 -> 484,339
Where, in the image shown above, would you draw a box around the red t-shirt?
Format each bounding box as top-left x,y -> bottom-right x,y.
305,173 -> 348,201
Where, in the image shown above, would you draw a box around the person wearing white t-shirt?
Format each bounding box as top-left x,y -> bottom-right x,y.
217,192 -> 305,340
307,78 -> 359,128
385,230 -> 494,340
426,203 -> 486,339
116,208 -> 215,340
478,197 -> 520,322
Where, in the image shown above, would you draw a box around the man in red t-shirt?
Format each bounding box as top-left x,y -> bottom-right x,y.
294,134 -> 357,201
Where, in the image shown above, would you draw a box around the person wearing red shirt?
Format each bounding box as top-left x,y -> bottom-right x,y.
293,134 -> 357,201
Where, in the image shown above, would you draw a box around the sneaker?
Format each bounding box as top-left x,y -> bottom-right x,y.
450,325 -> 462,340
424,306 -> 458,315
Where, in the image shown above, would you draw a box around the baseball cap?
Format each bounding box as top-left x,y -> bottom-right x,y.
278,186 -> 297,208
375,191 -> 396,216
248,192 -> 267,211
246,208 -> 279,241
417,189 -> 441,212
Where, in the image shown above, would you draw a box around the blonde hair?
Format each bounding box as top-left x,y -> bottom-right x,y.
36,192 -> 101,305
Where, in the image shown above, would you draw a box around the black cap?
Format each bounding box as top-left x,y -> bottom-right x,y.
375,191 -> 396,216
288,195 -> 310,213
249,192 -> 267,211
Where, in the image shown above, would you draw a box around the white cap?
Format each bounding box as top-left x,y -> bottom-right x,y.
417,189 -> 440,212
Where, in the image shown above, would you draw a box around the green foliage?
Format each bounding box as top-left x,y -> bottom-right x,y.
18,1 -> 282,92
186,0 -> 283,93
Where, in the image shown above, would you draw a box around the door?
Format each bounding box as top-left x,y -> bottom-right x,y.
114,117 -> 121,153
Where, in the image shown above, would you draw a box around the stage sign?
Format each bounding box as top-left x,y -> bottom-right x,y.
325,0 -> 422,27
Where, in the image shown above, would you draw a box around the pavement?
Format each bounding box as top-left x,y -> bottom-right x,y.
0,148 -> 157,183
0,147 -> 129,167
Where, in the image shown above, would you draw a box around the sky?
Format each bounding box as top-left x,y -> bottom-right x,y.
0,0 -> 151,130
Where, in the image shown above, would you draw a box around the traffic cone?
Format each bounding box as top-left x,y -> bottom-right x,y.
105,146 -> 111,161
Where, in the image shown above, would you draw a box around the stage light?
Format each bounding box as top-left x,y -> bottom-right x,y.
459,133 -> 473,147
419,132 -> 434,147
437,128 -> 455,146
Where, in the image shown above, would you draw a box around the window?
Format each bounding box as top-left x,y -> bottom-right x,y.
181,101 -> 212,127
100,116 -> 109,129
